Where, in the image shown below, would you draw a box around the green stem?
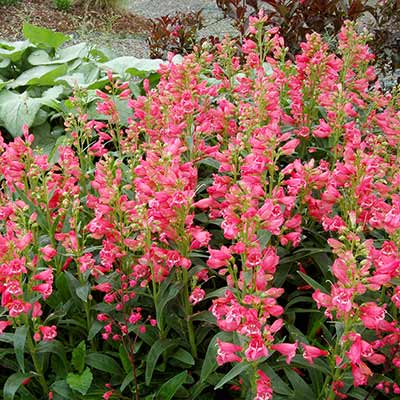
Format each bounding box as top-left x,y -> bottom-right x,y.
182,268 -> 197,359
24,318 -> 48,395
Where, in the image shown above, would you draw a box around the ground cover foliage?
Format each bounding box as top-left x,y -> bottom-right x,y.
0,12 -> 400,400
0,23 -> 162,147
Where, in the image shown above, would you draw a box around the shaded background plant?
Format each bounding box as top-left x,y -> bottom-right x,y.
147,11 -> 204,59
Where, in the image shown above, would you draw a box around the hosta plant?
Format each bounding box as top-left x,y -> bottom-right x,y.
1,14 -> 400,400
0,23 -> 163,147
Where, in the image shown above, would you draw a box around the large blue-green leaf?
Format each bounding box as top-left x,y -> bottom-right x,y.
0,57 -> 11,68
0,86 -> 63,136
56,62 -> 102,88
22,23 -> 70,49
0,40 -> 30,62
28,43 -> 89,66
0,77 -> 12,90
102,56 -> 164,77
8,64 -> 68,88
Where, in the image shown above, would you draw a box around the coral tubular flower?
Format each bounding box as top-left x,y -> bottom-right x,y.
302,344 -> 329,364
271,342 -> 298,364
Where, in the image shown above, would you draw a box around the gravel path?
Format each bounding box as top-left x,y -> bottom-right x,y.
95,0 -> 237,58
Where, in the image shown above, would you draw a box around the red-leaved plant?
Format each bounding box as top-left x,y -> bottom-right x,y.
0,14 -> 400,400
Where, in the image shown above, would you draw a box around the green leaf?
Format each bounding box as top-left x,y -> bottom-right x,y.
191,311 -> 216,324
214,362 -> 250,390
36,340 -> 68,369
257,229 -> 272,249
298,271 -> 329,294
14,326 -> 27,373
204,287 -> 230,300
22,23 -> 70,49
87,320 -> 103,341
284,367 -> 315,399
156,371 -> 188,400
51,380 -> 74,399
0,333 -> 14,344
28,43 -> 89,66
57,62 -> 101,88
4,372 -> 32,400
66,367 -> 93,395
262,365 -> 293,396
200,332 -> 232,383
0,40 -> 30,62
32,124 -> 65,156
8,64 -> 68,88
190,381 -> 209,400
119,344 -> 132,374
120,374 -> 134,392
0,87 -> 63,136
72,341 -> 86,373
145,339 -> 179,385
75,283 -> 90,302
85,353 -> 123,376
157,281 -> 183,326
171,348 -> 195,366
285,295 -> 315,310
0,57 -> 10,68
0,77 -> 12,90
102,56 -> 164,77
130,324 -> 158,346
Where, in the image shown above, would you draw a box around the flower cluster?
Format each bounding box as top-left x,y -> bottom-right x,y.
0,13 -> 399,400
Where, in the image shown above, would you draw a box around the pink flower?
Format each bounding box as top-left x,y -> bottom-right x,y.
0,320 -> 11,334
207,246 -> 231,269
245,336 -> 269,361
189,287 -> 205,305
359,302 -> 386,330
254,370 -> 273,400
216,339 -> 242,365
40,245 -> 57,261
302,344 -> 329,364
313,119 -> 332,138
271,341 -> 298,364
280,138 -> 300,155
33,268 -> 53,282
32,283 -> 53,300
32,302 -> 43,318
7,300 -> 31,317
128,311 -> 142,324
92,282 -> 112,293
39,325 -> 57,341
103,390 -> 114,400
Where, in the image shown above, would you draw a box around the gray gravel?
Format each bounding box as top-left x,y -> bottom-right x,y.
94,0 -> 238,58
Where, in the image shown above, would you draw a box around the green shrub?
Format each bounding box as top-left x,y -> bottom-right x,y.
0,0 -> 20,6
53,0 -> 73,11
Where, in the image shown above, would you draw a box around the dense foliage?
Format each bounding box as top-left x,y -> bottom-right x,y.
1,13 -> 400,400
0,23 -> 162,148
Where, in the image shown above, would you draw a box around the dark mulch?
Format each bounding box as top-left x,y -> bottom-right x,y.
0,0 -> 150,40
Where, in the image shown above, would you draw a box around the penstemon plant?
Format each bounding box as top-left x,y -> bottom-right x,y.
0,13 -> 400,400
